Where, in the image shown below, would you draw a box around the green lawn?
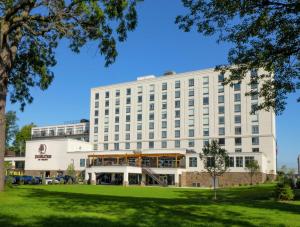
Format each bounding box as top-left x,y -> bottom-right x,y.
0,184 -> 299,226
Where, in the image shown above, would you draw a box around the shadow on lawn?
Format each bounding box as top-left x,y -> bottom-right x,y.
1,186 -> 299,227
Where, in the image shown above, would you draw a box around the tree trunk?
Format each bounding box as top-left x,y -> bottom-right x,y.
0,72 -> 7,192
213,176 -> 217,200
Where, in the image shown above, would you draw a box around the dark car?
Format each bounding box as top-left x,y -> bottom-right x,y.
64,175 -> 76,184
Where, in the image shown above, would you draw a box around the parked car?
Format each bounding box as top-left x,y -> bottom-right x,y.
64,175 -> 76,184
14,176 -> 24,184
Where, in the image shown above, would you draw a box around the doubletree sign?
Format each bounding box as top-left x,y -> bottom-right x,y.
35,144 -> 52,161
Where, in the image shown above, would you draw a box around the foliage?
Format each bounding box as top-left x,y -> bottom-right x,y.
245,160 -> 260,185
66,163 -> 76,178
5,111 -> 18,148
296,179 -> 300,189
13,123 -> 35,154
275,182 -> 295,201
4,161 -> 12,175
176,0 -> 300,114
200,140 -> 229,199
5,176 -> 14,188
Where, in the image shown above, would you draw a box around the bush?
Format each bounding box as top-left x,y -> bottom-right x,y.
275,182 -> 294,200
5,176 -> 14,188
59,179 -> 65,184
296,179 -> 300,189
42,178 -> 46,185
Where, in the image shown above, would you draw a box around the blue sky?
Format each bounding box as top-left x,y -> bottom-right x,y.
7,1 -> 300,168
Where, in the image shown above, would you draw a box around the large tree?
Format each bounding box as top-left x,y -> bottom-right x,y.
5,111 -> 18,148
0,0 -> 140,191
200,140 -> 229,200
176,0 -> 300,114
13,123 -> 35,155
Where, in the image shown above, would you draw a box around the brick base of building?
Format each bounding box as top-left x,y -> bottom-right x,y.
181,172 -> 274,188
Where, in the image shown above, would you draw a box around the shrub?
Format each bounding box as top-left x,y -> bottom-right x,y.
59,179 -> 65,184
275,182 -> 294,201
5,176 -> 14,188
42,178 -> 46,185
296,179 -> 300,189
67,178 -> 73,184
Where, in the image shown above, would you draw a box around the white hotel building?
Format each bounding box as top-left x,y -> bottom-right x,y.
7,68 -> 277,187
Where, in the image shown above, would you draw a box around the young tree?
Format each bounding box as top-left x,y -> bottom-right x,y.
245,159 -> 260,185
66,163 -> 76,177
200,140 -> 229,200
0,0 -> 140,191
176,0 -> 300,114
13,123 -> 35,155
5,111 -> 18,148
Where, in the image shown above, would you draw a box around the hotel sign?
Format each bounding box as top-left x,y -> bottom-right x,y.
35,144 -> 52,161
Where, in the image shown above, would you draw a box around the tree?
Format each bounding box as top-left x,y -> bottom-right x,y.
5,111 -> 18,148
245,159 -> 260,185
200,140 -> 229,200
13,123 -> 35,155
66,163 -> 75,177
0,0 -> 140,191
176,0 -> 300,114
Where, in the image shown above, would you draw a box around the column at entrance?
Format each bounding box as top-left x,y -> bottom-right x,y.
91,172 -> 96,185
141,173 -> 146,186
123,171 -> 129,186
174,173 -> 179,187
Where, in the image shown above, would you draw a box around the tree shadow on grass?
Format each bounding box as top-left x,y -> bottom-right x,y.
9,188 -> 262,227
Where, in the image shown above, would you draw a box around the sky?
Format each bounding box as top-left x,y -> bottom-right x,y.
6,0 -> 300,169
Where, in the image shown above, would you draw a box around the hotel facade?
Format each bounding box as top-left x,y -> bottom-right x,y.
5,68 -> 277,187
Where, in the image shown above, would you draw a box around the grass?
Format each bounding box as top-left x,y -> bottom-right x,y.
0,184 -> 299,226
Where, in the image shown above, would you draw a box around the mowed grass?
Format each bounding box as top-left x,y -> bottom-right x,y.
0,184 -> 299,227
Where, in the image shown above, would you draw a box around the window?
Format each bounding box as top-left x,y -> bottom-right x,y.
189,89 -> 194,97
175,90 -> 180,98
162,111 -> 167,119
175,120 -> 180,128
189,78 -> 194,87
115,90 -> 120,97
114,134 -> 119,141
137,114 -> 142,121
125,143 -> 130,149
218,73 -> 224,82
189,109 -> 195,116
189,99 -> 194,107
203,128 -> 209,136
115,125 -> 119,132
162,93 -> 167,100
162,121 -> 167,129
80,159 -> 86,167
236,157 -> 243,167
105,91 -> 109,98
162,131 -> 167,138
235,137 -> 242,146
104,117 -> 109,124
218,138 -> 225,146
203,107 -> 209,115
137,123 -> 142,131
104,127 -> 108,133
149,132 -> 154,139
138,96 -> 143,103
149,94 -> 155,101
218,84 -> 224,93
188,140 -> 195,147
138,86 -> 143,94
189,157 -> 197,167
218,95 -> 224,104
126,97 -> 131,104
137,142 -> 142,149
115,116 -> 119,123
188,119 -> 195,127
203,77 -> 209,85
218,106 -> 224,114
252,137 -> 259,145
251,82 -> 258,90
175,130 -> 180,138
252,148 -> 259,152
189,129 -> 194,137
245,156 -> 254,166
235,148 -> 242,153
228,157 -> 234,167
103,143 -> 108,150
207,157 -> 215,168
218,116 -> 225,125
162,102 -> 167,109
137,104 -> 142,112
175,80 -> 180,88
203,87 -> 209,95
94,118 -> 98,125
149,141 -> 154,148
125,133 -> 130,140
126,124 -> 130,131
126,88 -> 131,95
203,139 -> 209,146
95,110 -> 99,116
203,97 -> 209,105
234,83 -> 241,91
175,100 -> 180,108
126,115 -> 131,122
149,122 -> 154,129
104,135 -> 108,141
137,133 -> 142,140
105,109 -> 109,115
235,115 -> 241,124
251,103 -> 258,113
219,127 -> 225,136
114,143 -> 119,150
235,127 -> 242,135
126,106 -> 131,113
175,140 -> 180,148
161,141 -> 167,148
115,99 -> 120,106
162,82 -> 167,90
149,84 -> 155,92
149,113 -> 154,120
252,114 -> 259,122
203,116 -> 209,125
252,125 -> 259,134
234,104 -> 241,113
115,108 -> 120,115
234,93 -> 241,102
95,93 -> 99,100
175,110 -> 180,118
95,101 -> 99,108
94,127 -> 98,133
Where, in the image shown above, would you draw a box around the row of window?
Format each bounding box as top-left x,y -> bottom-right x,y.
188,156 -> 255,168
